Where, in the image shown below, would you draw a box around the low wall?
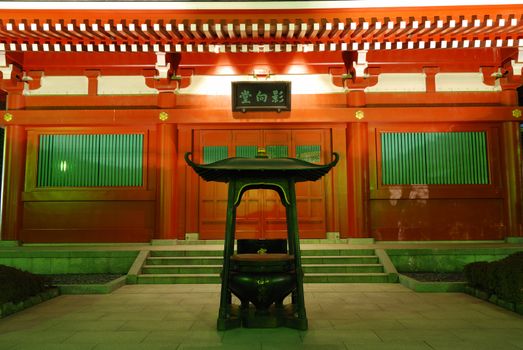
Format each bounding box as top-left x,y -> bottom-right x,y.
0,250 -> 139,274
386,247 -> 523,272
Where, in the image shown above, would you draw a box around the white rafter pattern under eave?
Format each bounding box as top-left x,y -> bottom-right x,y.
0,13 -> 522,53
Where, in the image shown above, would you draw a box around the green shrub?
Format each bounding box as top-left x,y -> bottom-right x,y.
485,262 -> 502,295
464,252 -> 523,304
501,251 -> 523,262
0,265 -> 50,305
495,254 -> 523,304
464,261 -> 489,290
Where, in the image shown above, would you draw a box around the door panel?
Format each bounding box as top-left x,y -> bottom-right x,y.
233,130 -> 263,239
199,131 -> 230,238
262,130 -> 292,238
198,129 -> 329,240
264,130 -> 291,158
293,130 -> 328,238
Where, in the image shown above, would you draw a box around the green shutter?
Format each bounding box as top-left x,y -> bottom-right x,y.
203,146 -> 228,164
266,145 -> 288,158
37,134 -> 144,187
296,145 -> 321,163
381,131 -> 489,185
236,145 -> 257,158
381,133 -> 427,185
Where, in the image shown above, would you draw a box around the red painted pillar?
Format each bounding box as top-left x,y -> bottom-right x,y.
500,90 -> 518,106
1,81 -> 25,110
502,121 -> 523,238
346,122 -> 370,238
331,127 -> 349,238
175,127 -> 193,240
156,123 -> 177,240
1,125 -> 26,242
157,92 -> 176,109
346,90 -> 366,107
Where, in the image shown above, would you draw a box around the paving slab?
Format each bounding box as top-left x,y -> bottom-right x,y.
0,283 -> 522,350
344,341 -> 433,350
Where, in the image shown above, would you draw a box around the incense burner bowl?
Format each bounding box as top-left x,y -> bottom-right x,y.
229,253 -> 296,313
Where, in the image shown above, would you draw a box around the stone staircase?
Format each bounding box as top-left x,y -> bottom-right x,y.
137,250 -> 222,284
302,249 -> 395,283
133,248 -> 397,284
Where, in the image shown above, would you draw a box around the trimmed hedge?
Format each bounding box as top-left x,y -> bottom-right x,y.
464,252 -> 523,304
0,264 -> 50,304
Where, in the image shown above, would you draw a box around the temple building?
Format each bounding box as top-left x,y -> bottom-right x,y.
0,0 -> 522,244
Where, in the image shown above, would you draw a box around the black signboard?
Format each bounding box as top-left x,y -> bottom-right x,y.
232,81 -> 291,112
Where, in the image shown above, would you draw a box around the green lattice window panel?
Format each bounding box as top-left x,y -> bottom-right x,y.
296,145 -> 321,163
203,146 -> 228,164
236,145 -> 258,158
37,134 -> 143,187
266,145 -> 288,158
381,131 -> 489,185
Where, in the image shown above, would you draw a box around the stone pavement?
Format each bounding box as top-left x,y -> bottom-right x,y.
0,283 -> 522,350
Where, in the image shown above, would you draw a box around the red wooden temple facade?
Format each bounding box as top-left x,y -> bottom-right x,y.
0,1 -> 522,244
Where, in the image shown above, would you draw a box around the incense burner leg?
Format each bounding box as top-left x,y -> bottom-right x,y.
285,181 -> 308,330
217,181 -> 240,330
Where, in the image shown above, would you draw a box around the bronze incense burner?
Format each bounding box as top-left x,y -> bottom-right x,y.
185,151 -> 338,330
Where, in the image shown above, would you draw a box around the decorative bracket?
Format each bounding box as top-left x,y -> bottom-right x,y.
154,52 -> 172,80
353,50 -> 369,78
0,51 -> 24,105
482,47 -> 522,90
0,65 -> 13,81
341,50 -> 378,92
0,50 -> 13,80
482,58 -> 522,91
145,69 -> 178,92
175,68 -> 194,89
511,47 -> 523,76
480,66 -> 500,86
24,70 -> 44,90
329,67 -> 346,88
144,52 -> 184,92
146,54 -> 192,93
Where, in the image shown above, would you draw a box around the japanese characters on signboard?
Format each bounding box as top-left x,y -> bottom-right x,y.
232,81 -> 291,112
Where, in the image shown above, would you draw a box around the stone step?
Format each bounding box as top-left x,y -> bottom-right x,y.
137,272 -> 391,284
137,274 -> 221,284
135,248 -> 394,284
142,263 -> 384,275
146,255 -> 379,265
302,264 -> 384,274
146,256 -> 223,265
303,273 -> 391,283
149,250 -> 223,257
301,256 -> 379,264
148,249 -> 376,257
142,265 -> 222,274
301,249 -> 376,256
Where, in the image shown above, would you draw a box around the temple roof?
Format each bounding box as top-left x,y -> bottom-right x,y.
0,2 -> 521,54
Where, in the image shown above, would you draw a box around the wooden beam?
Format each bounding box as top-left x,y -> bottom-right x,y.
2,105 -> 519,126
